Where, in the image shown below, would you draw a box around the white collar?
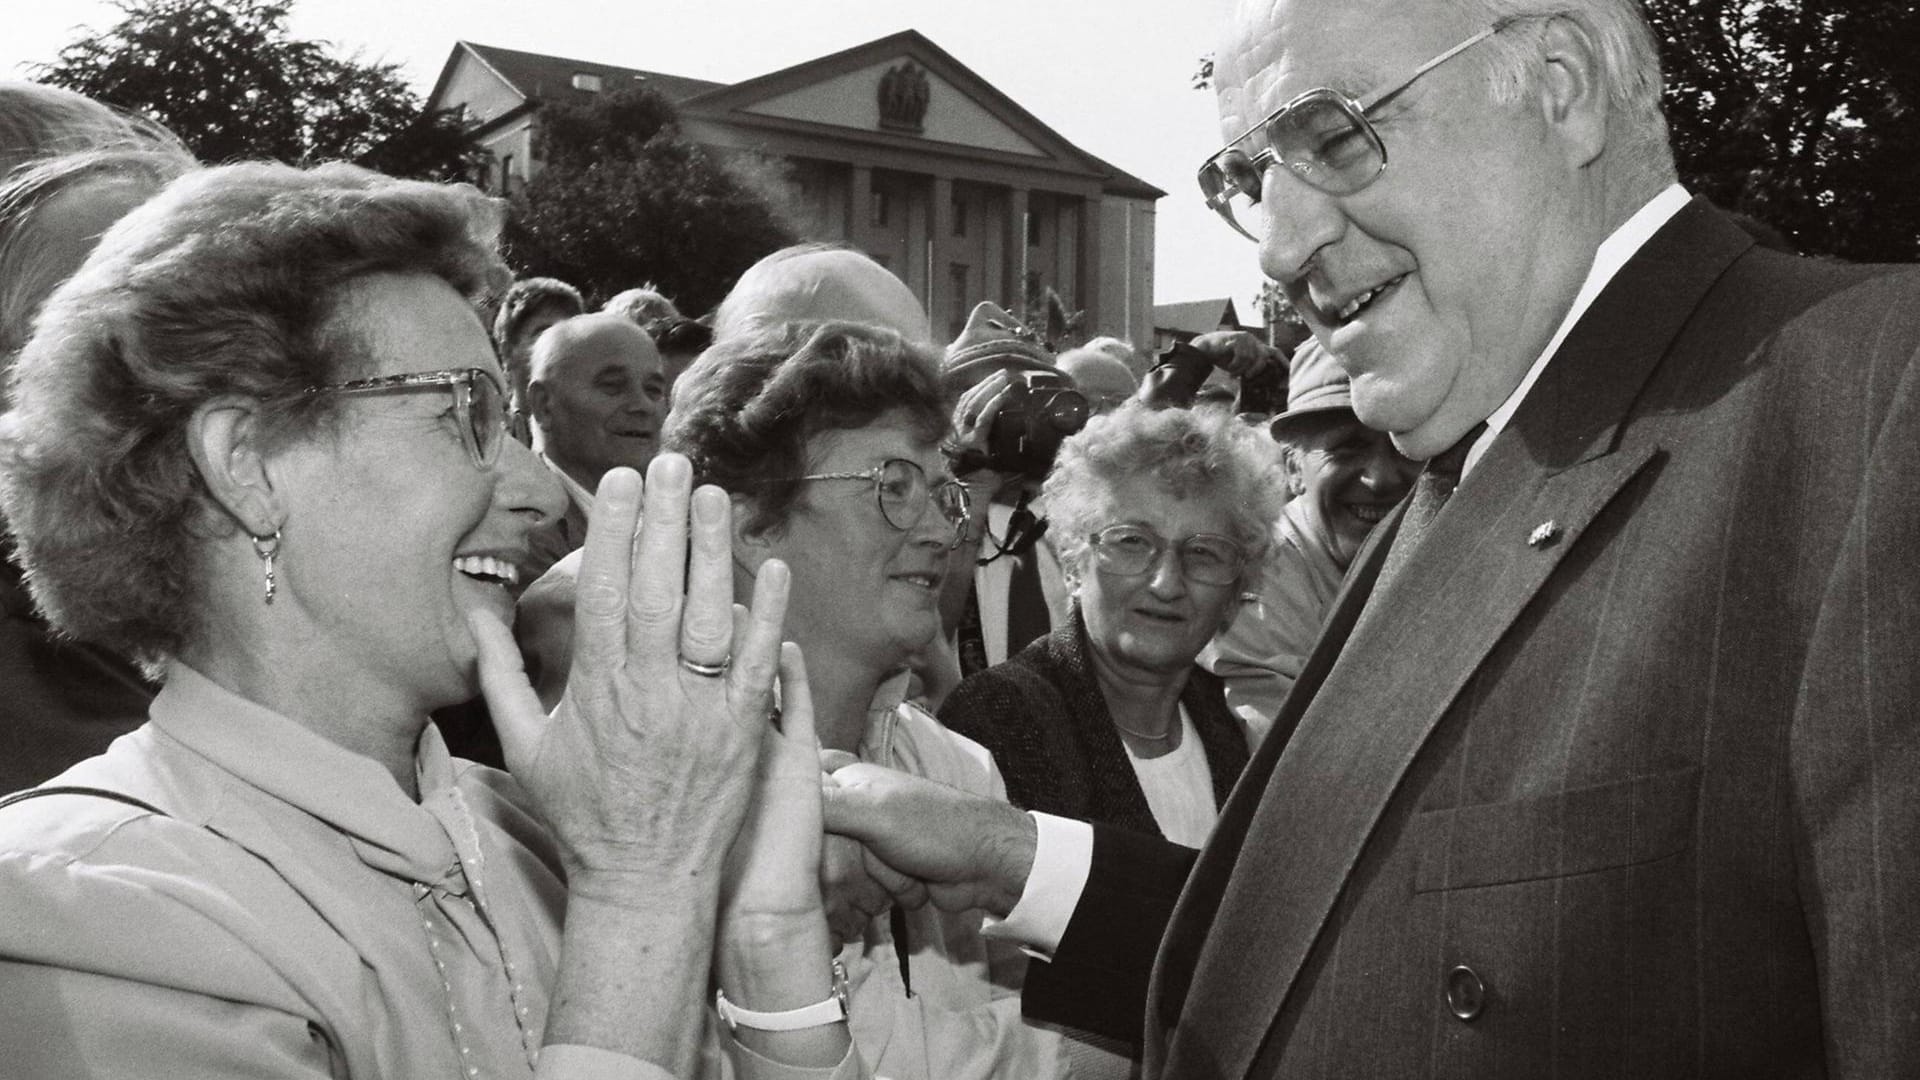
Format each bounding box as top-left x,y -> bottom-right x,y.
1463,183 -> 1691,475
538,451 -> 596,517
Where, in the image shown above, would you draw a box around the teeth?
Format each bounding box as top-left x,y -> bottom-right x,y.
1348,505 -> 1386,523
897,574 -> 938,589
454,555 -> 520,585
1336,285 -> 1384,322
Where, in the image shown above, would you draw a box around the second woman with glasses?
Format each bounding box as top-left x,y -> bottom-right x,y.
662,320 -> 1096,1080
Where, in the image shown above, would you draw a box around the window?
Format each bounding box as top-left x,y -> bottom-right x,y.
500,154 -> 514,196
948,263 -> 971,339
572,72 -> 603,93
871,188 -> 892,228
1027,211 -> 1041,247
952,193 -> 968,238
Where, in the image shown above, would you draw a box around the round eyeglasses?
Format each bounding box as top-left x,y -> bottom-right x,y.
303,367 -> 508,470
1087,525 -> 1248,587
794,458 -> 972,544
1196,23 -> 1506,241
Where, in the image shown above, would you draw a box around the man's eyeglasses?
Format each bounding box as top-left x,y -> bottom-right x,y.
1197,23 -> 1507,241
1087,524 -> 1247,587
303,367 -> 508,470
794,458 -> 972,544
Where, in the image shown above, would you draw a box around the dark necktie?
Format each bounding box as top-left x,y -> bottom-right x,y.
1372,423 -> 1485,594
1005,547 -> 1052,656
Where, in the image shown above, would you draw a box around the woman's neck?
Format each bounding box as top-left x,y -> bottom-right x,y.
1087,639 -> 1188,743
799,643 -> 896,754
179,637 -> 426,800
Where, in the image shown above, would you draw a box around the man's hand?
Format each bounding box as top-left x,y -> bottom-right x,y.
821,761 -> 1037,917
1189,329 -> 1287,380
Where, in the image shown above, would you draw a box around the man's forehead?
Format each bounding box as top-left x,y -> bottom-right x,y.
1216,0 -> 1448,137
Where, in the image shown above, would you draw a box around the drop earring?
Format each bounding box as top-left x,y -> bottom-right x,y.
252,529 -> 281,605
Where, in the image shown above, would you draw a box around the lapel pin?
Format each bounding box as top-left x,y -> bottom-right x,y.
1527,520 -> 1560,548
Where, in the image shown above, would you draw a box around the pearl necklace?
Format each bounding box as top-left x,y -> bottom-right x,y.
415,791 -> 542,1077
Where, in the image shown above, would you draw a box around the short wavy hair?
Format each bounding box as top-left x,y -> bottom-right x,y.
662,320 -> 950,536
1044,401 -> 1287,594
493,276 -> 584,350
0,162 -> 508,667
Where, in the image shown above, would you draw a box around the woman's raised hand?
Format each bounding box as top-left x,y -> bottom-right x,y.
470,454 -> 792,893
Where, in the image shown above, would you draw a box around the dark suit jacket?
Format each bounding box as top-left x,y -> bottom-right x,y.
1037,201 -> 1920,1078
940,611 -> 1250,839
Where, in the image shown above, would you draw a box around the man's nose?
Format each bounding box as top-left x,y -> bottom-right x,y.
1258,165 -> 1348,291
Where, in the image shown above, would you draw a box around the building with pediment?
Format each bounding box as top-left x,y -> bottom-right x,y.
425,31 -> 1162,346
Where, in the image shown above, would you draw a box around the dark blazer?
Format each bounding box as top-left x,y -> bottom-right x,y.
1037,200 -> 1920,1078
940,611 -> 1250,840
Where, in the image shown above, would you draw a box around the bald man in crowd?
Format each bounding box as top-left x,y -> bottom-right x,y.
521,312 -> 667,581
1055,341 -> 1139,415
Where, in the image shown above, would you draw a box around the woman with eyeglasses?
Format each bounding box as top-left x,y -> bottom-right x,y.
0,163 -> 853,1078
662,320 -> 1087,1080
940,402 -> 1286,851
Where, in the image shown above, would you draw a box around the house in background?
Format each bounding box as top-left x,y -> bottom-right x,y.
427,30 -> 1162,346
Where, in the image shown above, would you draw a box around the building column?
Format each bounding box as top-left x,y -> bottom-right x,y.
849,164 -> 873,255
1080,193 -> 1105,340
1006,186 -> 1029,313
930,175 -> 954,335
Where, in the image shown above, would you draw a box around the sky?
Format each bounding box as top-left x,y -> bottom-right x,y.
3,0 -> 1269,318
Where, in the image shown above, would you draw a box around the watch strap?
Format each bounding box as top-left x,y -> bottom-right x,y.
715,960 -> 849,1032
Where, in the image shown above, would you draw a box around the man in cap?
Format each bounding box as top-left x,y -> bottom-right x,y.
819,0 -> 1920,1075
1199,339 -> 1416,737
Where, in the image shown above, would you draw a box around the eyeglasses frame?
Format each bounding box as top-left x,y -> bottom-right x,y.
791,458 -> 973,545
1086,524 -> 1250,587
302,367 -> 507,471
1198,22 -> 1506,240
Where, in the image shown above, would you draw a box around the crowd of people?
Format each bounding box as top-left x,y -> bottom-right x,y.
2,0 -> 1916,1076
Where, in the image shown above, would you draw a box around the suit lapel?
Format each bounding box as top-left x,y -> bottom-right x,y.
1149,200 -> 1757,1079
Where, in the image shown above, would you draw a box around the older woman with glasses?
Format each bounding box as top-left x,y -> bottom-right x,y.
0,163 -> 852,1078
940,403 -> 1287,849
661,320 -> 1088,1079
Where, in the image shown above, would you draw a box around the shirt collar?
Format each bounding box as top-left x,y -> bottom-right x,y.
1464,183 -> 1691,475
150,661 -> 462,884
538,452 -> 596,518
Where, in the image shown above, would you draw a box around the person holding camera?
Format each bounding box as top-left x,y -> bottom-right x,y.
939,303 -> 1092,681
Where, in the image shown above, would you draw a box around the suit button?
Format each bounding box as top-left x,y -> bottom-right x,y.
1445,964 -> 1486,1021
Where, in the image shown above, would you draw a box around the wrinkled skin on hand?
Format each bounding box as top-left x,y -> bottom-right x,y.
468,455 -> 792,896
821,760 -> 1036,918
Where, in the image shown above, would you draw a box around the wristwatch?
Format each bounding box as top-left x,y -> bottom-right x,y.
715,959 -> 850,1032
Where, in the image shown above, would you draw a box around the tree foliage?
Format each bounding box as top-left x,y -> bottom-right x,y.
1645,0 -> 1920,261
36,0 -> 479,180
503,85 -> 798,317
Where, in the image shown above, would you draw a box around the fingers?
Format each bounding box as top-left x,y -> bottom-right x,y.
466,609 -> 547,773
725,561 -> 791,732
819,748 -> 860,772
772,641 -> 814,745
571,467 -> 643,674
678,485 -> 734,667
627,454 -> 693,677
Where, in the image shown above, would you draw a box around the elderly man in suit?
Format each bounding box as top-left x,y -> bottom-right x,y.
820,0 -> 1920,1076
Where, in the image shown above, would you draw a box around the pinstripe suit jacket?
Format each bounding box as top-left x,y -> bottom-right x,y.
1039,201 -> 1920,1078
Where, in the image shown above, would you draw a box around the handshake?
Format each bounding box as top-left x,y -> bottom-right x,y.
815,752 -> 1040,947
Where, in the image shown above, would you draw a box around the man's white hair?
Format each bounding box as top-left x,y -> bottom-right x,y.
1453,0 -> 1675,183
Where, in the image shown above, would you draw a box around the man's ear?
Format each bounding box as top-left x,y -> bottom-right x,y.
186,395 -> 284,537
1536,13 -> 1610,168
1280,446 -> 1307,498
525,380 -> 552,430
